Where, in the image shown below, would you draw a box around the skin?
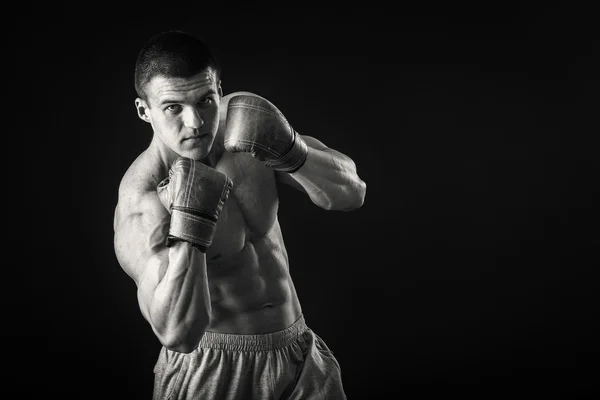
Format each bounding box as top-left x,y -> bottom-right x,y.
113,68 -> 366,353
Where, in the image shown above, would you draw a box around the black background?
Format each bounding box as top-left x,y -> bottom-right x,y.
20,4 -> 600,399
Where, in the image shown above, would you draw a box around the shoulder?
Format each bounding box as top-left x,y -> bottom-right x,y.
114,150 -> 166,230
114,152 -> 170,281
118,150 -> 165,199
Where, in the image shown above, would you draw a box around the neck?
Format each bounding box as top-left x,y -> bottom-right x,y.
148,135 -> 179,178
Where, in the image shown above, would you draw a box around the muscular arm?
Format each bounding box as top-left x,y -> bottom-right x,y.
222,91 -> 365,210
277,135 -> 366,211
114,188 -> 211,353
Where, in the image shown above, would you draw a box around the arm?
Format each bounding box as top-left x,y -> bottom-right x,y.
276,135 -> 366,211
114,189 -> 211,354
223,92 -> 366,211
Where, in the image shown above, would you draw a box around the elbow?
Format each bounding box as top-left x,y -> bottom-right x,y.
327,178 -> 366,211
312,173 -> 367,211
353,178 -> 367,209
159,315 -> 211,354
164,339 -> 202,354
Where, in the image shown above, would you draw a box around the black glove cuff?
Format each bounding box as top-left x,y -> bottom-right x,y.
166,208 -> 217,252
265,129 -> 308,173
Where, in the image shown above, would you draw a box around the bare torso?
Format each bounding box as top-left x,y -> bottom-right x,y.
120,96 -> 302,335
202,147 -> 302,334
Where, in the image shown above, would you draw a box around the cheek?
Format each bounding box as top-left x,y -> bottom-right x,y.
206,108 -> 220,128
154,114 -> 181,132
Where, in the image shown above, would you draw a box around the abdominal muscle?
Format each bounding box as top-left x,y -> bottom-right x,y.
204,224 -> 302,334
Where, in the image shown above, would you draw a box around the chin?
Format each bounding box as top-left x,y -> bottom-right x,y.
181,150 -> 205,161
182,144 -> 213,161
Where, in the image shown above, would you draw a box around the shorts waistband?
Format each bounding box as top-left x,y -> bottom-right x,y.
198,315 -> 308,351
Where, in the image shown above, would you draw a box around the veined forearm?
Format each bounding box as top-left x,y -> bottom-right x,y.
291,147 -> 366,210
150,241 -> 211,352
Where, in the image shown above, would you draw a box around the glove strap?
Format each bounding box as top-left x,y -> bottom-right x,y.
265,129 -> 308,173
166,207 -> 218,253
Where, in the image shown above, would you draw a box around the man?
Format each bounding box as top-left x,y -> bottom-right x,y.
113,29 -> 366,399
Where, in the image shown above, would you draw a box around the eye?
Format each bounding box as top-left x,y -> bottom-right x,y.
165,104 -> 182,113
198,97 -> 212,105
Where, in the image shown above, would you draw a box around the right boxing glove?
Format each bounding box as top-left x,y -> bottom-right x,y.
157,157 -> 233,252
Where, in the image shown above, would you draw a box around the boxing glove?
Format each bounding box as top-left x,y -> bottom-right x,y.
157,157 -> 233,252
224,95 -> 308,173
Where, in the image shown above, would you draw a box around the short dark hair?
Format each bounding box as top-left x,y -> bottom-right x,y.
134,30 -> 220,101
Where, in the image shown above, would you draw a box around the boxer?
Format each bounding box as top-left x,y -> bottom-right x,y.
113,30 -> 366,399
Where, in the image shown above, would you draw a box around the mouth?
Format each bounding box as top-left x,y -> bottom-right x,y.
183,135 -> 206,141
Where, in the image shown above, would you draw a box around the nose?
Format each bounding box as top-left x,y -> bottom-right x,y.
183,106 -> 204,129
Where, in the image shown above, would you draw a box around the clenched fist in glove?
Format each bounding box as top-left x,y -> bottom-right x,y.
157,157 -> 233,252
224,95 -> 308,173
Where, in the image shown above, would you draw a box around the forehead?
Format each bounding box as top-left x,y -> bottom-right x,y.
145,69 -> 219,101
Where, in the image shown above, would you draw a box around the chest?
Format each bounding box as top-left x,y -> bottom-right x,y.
206,151 -> 279,260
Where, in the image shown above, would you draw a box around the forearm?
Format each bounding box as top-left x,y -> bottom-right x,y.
290,146 -> 366,210
149,241 -> 211,353
223,94 -> 366,209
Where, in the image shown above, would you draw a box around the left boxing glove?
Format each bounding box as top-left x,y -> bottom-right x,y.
157,157 -> 233,252
224,95 -> 308,173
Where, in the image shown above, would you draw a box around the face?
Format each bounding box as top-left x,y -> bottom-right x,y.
136,68 -> 222,161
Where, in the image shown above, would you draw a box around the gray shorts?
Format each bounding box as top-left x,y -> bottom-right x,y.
152,315 -> 347,400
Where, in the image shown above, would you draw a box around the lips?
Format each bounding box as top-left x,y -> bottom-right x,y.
183,135 -> 205,141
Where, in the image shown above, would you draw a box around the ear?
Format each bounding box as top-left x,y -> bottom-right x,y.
135,98 -> 151,123
217,80 -> 223,98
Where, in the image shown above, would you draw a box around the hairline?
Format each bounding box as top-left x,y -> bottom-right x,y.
137,66 -> 220,102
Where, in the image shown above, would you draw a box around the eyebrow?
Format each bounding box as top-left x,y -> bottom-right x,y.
159,89 -> 217,106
